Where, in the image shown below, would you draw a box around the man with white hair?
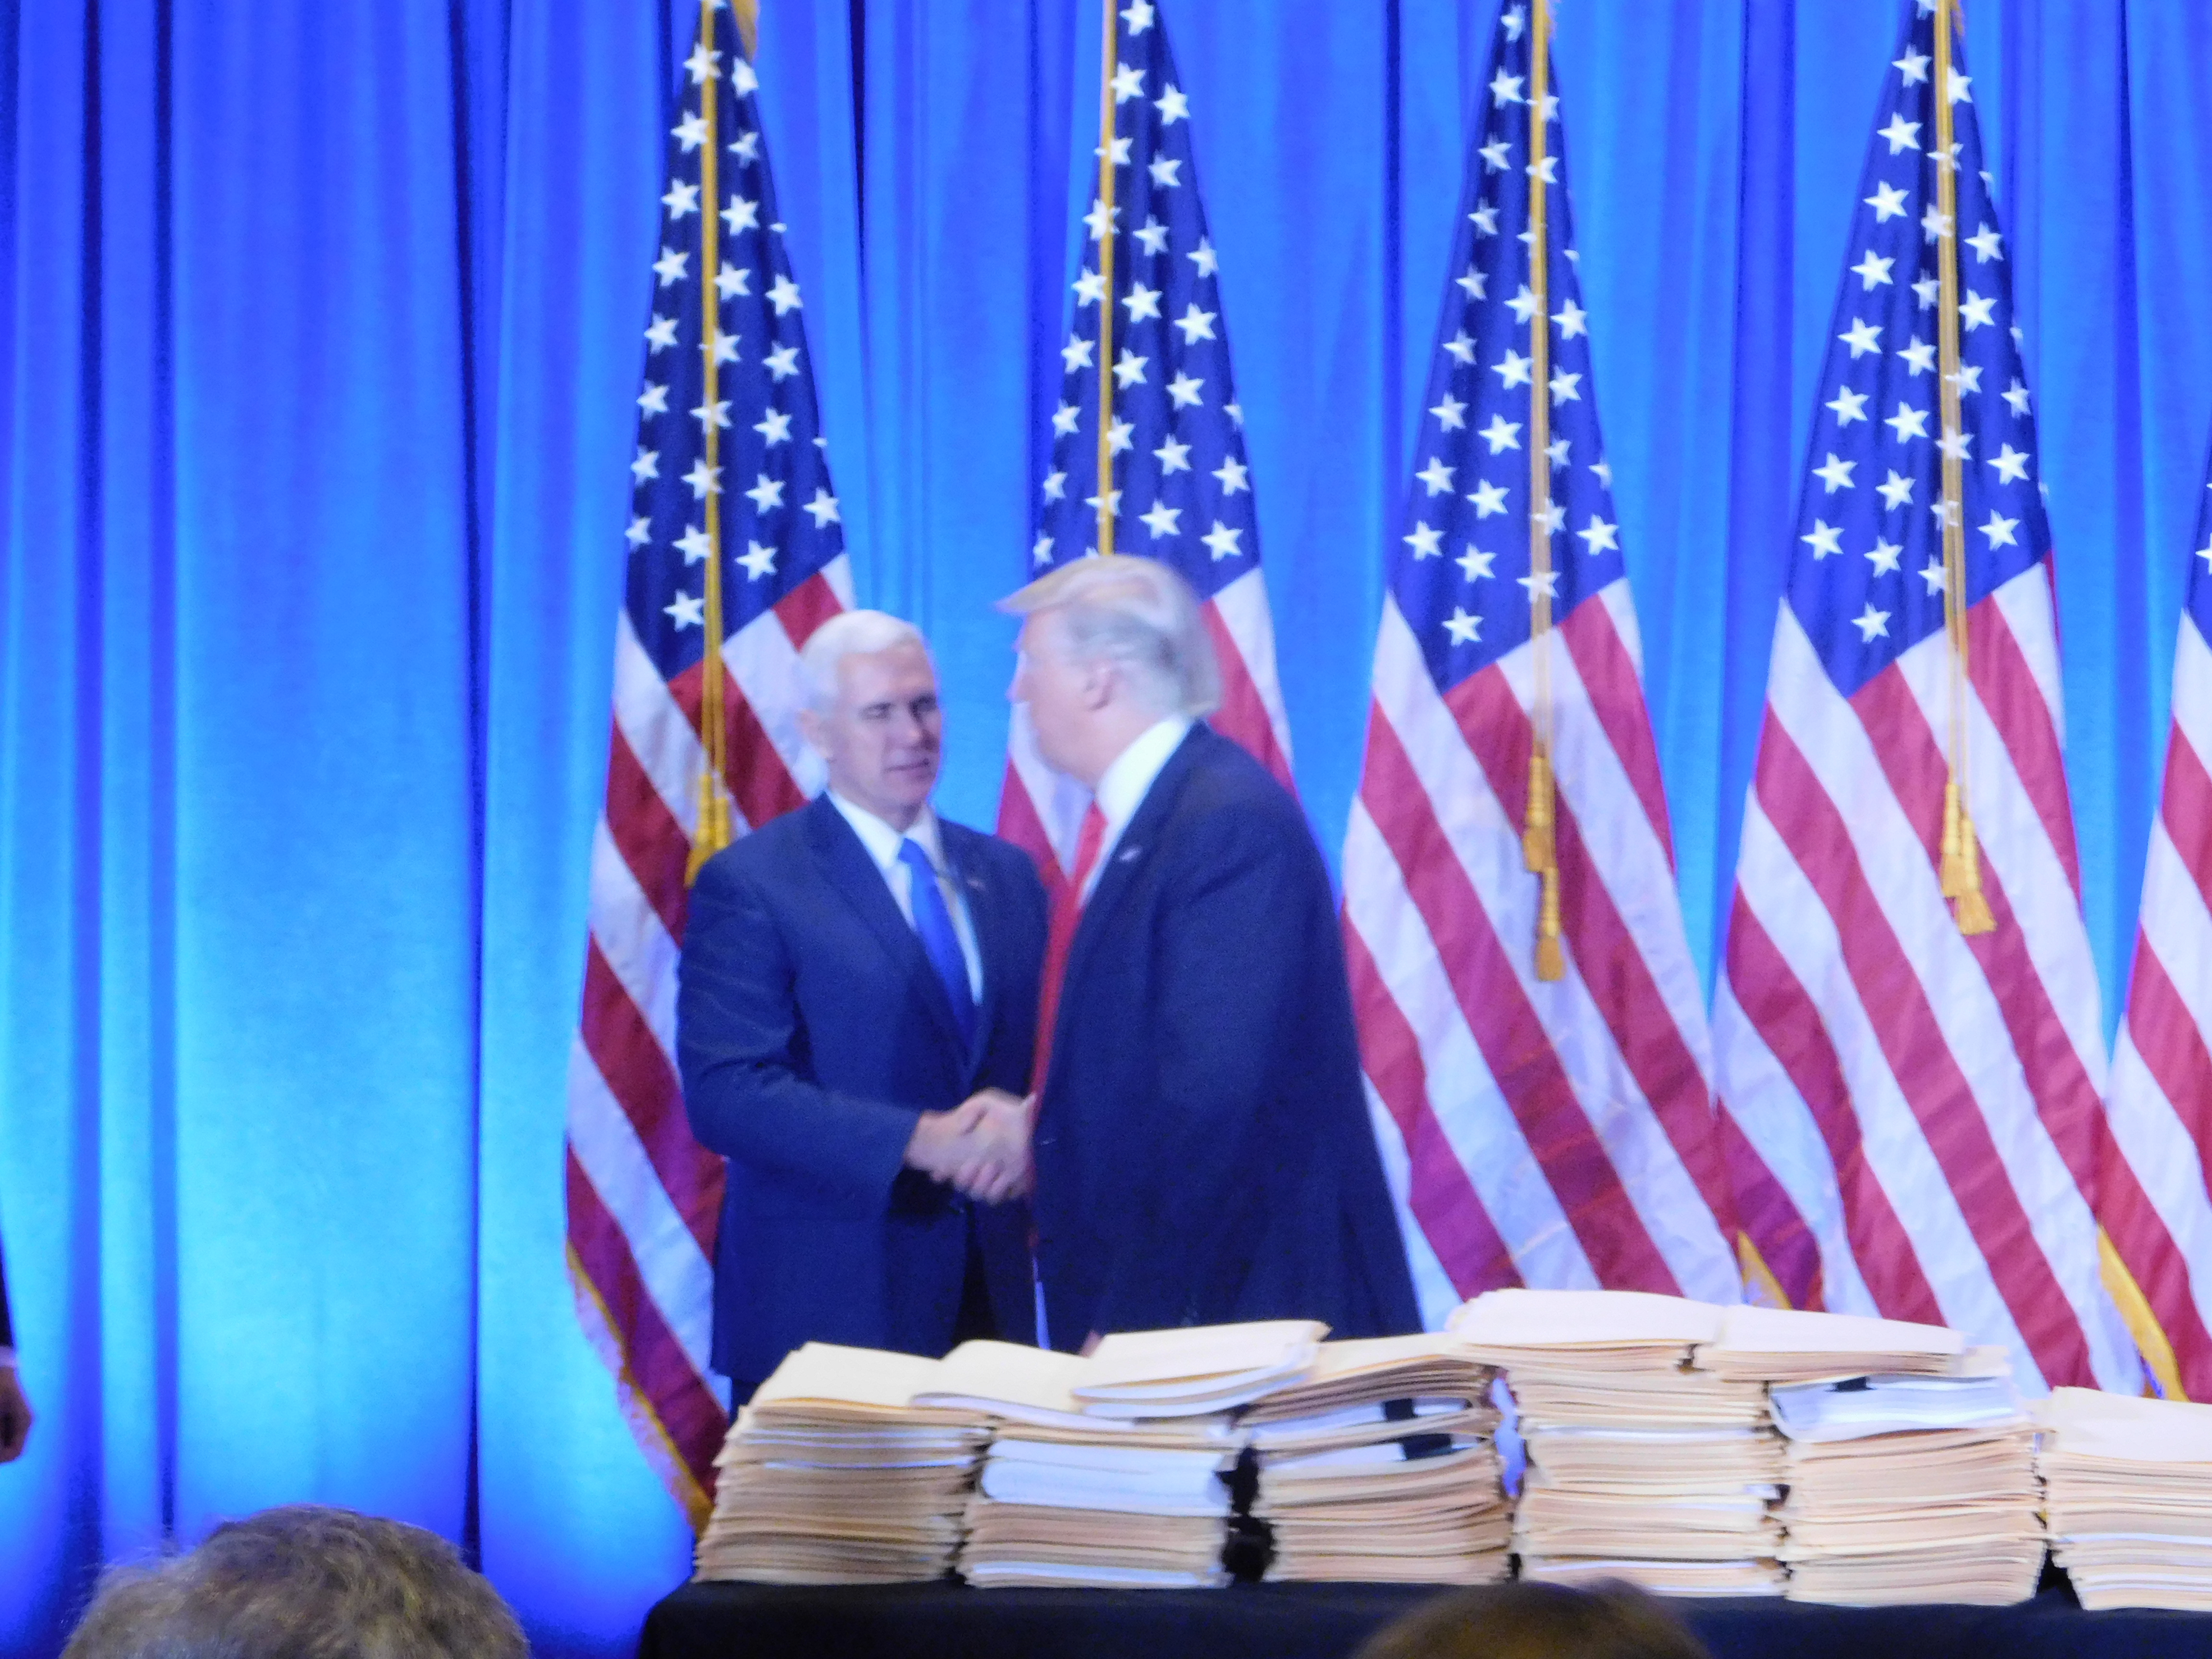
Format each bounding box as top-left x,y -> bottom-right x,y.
1005,557 -> 1419,1348
679,610 -> 1048,1397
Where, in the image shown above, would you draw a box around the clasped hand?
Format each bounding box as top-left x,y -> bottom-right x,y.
904,1089 -> 1033,1203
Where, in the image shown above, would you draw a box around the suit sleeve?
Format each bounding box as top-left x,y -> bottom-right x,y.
1088,805 -> 1316,1333
677,852 -> 920,1208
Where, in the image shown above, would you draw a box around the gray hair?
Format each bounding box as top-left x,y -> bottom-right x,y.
63,1504 -> 528,1659
998,555 -> 1222,718
797,609 -> 929,711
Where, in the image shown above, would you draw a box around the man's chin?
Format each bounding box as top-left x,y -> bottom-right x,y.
882,769 -> 938,805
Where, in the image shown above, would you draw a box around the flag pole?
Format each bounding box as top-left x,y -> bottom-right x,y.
688,0 -> 734,881
1094,0 -> 1120,558
1931,0 -> 1992,934
1522,0 -> 1565,982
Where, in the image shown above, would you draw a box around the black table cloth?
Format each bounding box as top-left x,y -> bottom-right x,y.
642,1578 -> 2212,1659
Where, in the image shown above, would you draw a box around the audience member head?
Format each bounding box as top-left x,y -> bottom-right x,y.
999,555 -> 1221,788
1351,1581 -> 1712,1659
63,1503 -> 528,1659
795,609 -> 942,830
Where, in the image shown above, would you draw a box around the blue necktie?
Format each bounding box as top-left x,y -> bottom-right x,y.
898,839 -> 978,1053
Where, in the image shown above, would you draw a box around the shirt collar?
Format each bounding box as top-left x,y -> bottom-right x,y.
827,790 -> 944,875
1093,715 -> 1194,835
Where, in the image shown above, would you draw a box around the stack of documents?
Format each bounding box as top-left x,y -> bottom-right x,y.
1692,1304 -> 1967,1384
1451,1289 -> 1783,1597
1767,1348 -> 2040,1605
1072,1321 -> 1328,1417
694,1344 -> 990,1584
1241,1335 -> 1508,1584
2040,1387 -> 2212,1610
939,1326 -> 1325,1589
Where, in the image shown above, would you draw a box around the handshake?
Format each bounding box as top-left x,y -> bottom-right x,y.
903,1089 -> 1034,1204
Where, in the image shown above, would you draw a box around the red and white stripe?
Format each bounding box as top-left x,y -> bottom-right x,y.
2102,608 -> 2212,1399
1341,580 -> 1742,1331
998,565 -> 1294,894
565,561 -> 851,1526
1714,570 -> 2140,1395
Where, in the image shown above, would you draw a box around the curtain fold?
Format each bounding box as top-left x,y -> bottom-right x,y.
5,3 -> 2211,1655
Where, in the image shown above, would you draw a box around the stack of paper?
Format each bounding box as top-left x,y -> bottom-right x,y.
1693,1304 -> 1967,1384
1451,1289 -> 1783,1597
694,1344 -> 990,1584
1072,1321 -> 1328,1417
1241,1335 -> 1508,1584
933,1334 -> 1288,1588
1766,1348 -> 2040,1605
2040,1387 -> 2212,1610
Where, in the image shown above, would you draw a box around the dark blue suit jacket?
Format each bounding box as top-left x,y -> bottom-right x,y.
1032,724 -> 1422,1346
678,794 -> 1048,1385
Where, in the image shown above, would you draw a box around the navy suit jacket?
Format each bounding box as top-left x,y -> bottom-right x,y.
1031,724 -> 1422,1346
678,794 -> 1048,1385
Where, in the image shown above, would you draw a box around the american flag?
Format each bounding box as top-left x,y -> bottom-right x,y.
1711,0 -> 2139,1395
2100,472 -> 2212,1400
1339,0 -> 1741,1329
998,0 -> 1294,895
565,0 -> 852,1526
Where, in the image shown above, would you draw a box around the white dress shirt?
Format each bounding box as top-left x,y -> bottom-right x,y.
1083,715 -> 1194,901
826,791 -> 984,1000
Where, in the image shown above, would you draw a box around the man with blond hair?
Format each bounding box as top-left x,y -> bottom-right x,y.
680,610 -> 1047,1398
1005,557 -> 1419,1349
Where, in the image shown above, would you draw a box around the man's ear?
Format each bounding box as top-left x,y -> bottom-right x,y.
796,705 -> 831,758
1079,656 -> 1117,713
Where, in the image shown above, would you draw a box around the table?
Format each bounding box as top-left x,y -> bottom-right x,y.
642,1577 -> 2212,1659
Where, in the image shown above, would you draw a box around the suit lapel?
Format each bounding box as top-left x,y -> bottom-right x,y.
1057,725 -> 1212,1014
942,826 -> 999,1077
805,796 -> 966,1058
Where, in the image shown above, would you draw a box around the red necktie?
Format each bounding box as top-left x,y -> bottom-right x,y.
1033,803 -> 1108,1093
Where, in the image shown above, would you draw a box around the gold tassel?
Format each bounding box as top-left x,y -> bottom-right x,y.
1523,748 -> 1555,873
1938,779 -> 1967,899
1952,806 -> 1995,935
1535,865 -> 1565,983
1527,748 -> 1565,980
686,771 -> 733,884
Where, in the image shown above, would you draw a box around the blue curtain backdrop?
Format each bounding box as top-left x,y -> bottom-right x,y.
5,1 -> 2210,1653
